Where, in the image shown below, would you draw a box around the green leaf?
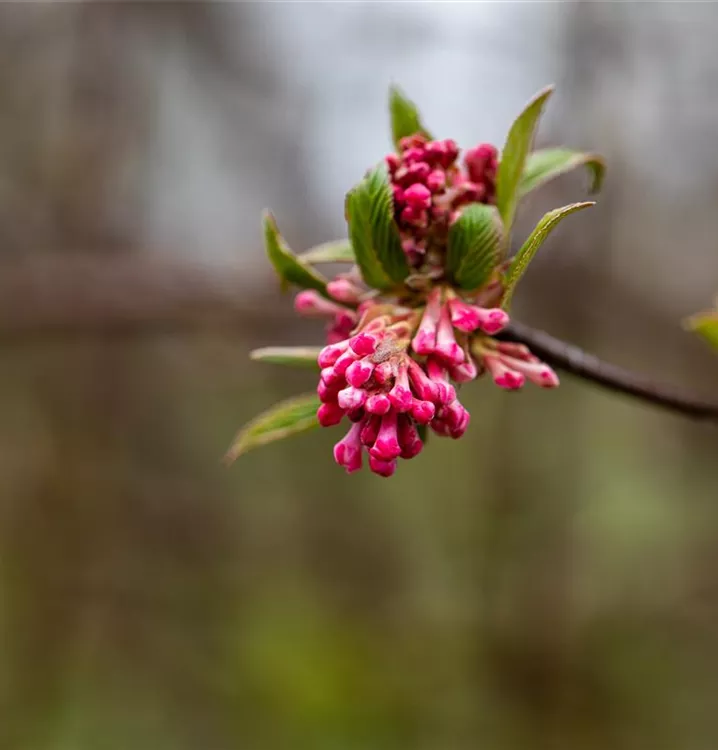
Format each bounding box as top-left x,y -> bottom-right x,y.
389,85 -> 432,149
250,347 -> 321,368
502,201 -> 594,308
686,309 -> 718,352
446,203 -> 505,290
299,240 -> 355,265
224,393 -> 321,464
496,85 -> 554,232
345,163 -> 409,289
263,211 -> 329,295
519,148 -> 605,197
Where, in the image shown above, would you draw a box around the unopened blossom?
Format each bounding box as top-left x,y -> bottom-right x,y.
293,136 -> 559,477
238,84 -> 604,478
473,339 -> 560,390
387,134 -> 498,270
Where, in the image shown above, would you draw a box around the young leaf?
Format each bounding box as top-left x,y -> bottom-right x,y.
224,393 -> 321,464
389,85 -> 432,149
446,203 -> 505,290
496,85 -> 554,232
519,148 -> 605,198
299,240 -> 355,265
263,212 -> 329,296
345,163 -> 409,289
502,201 -> 594,308
250,347 -> 321,368
686,309 -> 718,352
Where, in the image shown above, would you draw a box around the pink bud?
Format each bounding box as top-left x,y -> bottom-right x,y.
370,410 -> 401,461
426,169 -> 446,192
411,287 -> 441,356
410,398 -> 435,424
346,358 -> 374,387
349,332 -> 378,357
407,359 -> 440,403
333,422 -> 363,473
450,412 -> 470,439
402,146 -> 426,164
365,393 -> 392,415
294,290 -> 346,318
369,455 -> 397,478
337,386 -> 367,411
403,183 -> 432,210
426,357 -> 456,405
404,162 -> 431,184
424,139 -> 459,169
397,415 -> 423,459
433,402 -> 469,439
388,361 -> 413,411
430,418 -> 451,437
317,378 -> 342,403
442,400 -> 470,435
333,349 -> 359,376
537,368 -> 560,388
360,414 -> 382,446
449,299 -> 509,335
386,153 -> 400,173
435,301 -> 465,365
318,402 -> 344,427
478,309 -> 509,335
400,205 -> 427,226
327,278 -> 361,305
398,134 -> 428,152
484,355 -> 525,390
449,357 -> 478,383
464,143 -> 498,183
326,313 -> 356,344
500,355 -> 560,388
318,341 -> 349,368
320,366 -> 344,388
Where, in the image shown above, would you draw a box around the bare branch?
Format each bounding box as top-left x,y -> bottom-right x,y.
499,321 -> 718,423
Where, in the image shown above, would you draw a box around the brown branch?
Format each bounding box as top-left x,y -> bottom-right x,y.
500,321 -> 718,423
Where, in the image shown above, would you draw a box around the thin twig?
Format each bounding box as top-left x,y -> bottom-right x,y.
500,321 -> 718,423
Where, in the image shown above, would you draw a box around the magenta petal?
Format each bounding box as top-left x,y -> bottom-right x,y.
370,411 -> 401,461
318,402 -> 344,427
368,455 -> 397,478
333,422 -> 363,473
365,393 -> 392,415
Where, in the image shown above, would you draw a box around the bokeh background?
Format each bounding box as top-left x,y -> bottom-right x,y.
1,3 -> 718,749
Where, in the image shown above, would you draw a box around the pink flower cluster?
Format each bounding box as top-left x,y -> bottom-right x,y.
295,280 -> 559,477
315,312 -> 467,478
387,134 -> 499,267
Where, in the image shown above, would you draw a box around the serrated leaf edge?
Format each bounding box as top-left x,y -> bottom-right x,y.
447,203 -> 505,290
501,201 -> 594,309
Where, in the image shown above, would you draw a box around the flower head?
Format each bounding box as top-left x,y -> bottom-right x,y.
234,84 -> 601,476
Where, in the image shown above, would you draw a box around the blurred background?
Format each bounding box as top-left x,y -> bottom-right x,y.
1,3 -> 718,749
